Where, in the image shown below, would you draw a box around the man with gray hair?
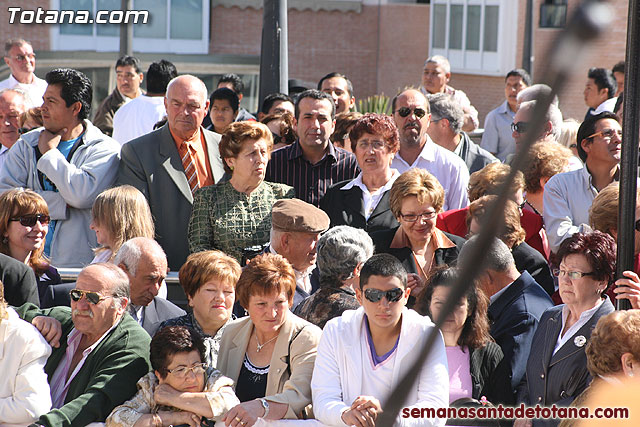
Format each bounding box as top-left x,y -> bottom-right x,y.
0,38 -> 47,107
427,93 -> 497,174
16,262 -> 151,426
114,237 -> 184,336
117,75 -> 225,270
459,236 -> 552,403
294,225 -> 373,328
0,88 -> 28,170
421,55 -> 479,131
516,83 -> 560,108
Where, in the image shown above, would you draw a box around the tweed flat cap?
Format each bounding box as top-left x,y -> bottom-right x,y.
272,199 -> 330,233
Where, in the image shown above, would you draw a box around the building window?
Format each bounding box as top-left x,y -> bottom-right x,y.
52,0 -> 209,54
429,0 -> 518,76
540,0 -> 567,28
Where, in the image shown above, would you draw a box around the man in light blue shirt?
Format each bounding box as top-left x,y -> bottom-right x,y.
481,69 -> 531,161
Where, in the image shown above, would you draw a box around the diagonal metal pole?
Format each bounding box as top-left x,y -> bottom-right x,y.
377,1 -> 612,424
615,0 -> 640,311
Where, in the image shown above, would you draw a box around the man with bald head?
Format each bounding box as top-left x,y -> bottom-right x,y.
114,237 -> 185,336
391,89 -> 469,210
0,88 -> 27,170
16,263 -> 151,426
117,75 -> 225,270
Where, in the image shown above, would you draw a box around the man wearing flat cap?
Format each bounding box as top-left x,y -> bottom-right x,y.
267,198 -> 330,310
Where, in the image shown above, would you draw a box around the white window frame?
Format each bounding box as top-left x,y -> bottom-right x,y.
51,0 -> 209,54
429,0 -> 518,76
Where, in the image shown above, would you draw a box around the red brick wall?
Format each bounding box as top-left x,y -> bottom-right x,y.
0,1 -> 50,50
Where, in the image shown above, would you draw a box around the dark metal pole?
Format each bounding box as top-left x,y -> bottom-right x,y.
377,1 -> 612,424
615,0 -> 640,311
119,0 -> 133,56
259,0 -> 289,107
522,0 -> 534,77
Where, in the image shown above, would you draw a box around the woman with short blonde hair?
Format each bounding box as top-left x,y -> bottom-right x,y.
372,168 -> 464,300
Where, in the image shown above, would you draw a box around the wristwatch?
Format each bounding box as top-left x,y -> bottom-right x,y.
259,398 -> 270,418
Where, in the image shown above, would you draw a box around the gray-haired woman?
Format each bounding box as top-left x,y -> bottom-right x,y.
294,225 -> 373,328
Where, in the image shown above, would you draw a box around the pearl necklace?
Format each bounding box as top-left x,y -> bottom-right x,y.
256,334 -> 278,352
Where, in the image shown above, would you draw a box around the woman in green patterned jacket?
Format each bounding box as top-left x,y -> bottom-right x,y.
188,121 -> 294,262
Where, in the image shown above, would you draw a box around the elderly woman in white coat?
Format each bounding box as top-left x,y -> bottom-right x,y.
0,281 -> 52,425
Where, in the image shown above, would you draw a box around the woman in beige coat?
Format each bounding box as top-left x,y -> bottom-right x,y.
217,253 -> 321,427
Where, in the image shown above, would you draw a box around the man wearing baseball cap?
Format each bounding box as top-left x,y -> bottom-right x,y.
267,198 -> 330,310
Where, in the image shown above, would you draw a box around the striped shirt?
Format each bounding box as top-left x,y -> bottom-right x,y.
265,141 -> 360,206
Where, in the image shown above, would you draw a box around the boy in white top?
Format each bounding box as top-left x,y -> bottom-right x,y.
312,253 -> 449,427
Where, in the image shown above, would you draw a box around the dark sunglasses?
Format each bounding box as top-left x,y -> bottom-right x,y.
635,219 -> 640,232
396,107 -> 427,119
69,289 -> 109,305
9,214 -> 50,227
510,121 -> 529,134
364,287 -> 404,303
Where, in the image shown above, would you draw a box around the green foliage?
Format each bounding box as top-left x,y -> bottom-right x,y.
357,94 -> 392,115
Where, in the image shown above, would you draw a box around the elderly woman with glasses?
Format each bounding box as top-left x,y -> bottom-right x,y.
371,168 -> 465,300
106,325 -> 239,427
517,231 -> 615,426
320,113 -> 400,234
0,188 -> 61,303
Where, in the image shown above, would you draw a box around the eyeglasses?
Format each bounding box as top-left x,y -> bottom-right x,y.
6,54 -> 35,62
586,128 -> 623,140
399,211 -> 437,222
9,214 -> 50,227
356,140 -> 386,151
167,362 -> 207,378
635,218 -> 640,232
69,289 -> 110,305
552,269 -> 595,280
364,287 -> 404,303
396,107 -> 427,119
511,121 -> 529,134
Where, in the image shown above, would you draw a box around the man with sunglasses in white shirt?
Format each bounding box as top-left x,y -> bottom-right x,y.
391,89 -> 469,211
0,39 -> 47,107
312,253 -> 448,427
543,111 -> 622,253
16,263 -> 151,427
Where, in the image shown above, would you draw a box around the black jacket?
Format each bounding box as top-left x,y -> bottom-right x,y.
1,252 -> 39,307
319,179 -> 399,234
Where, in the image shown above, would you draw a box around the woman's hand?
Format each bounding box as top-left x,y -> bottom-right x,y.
407,273 -> 425,296
341,396 -> 382,427
614,270 -> 640,309
153,383 -> 180,407
223,400 -> 263,427
157,410 -> 202,427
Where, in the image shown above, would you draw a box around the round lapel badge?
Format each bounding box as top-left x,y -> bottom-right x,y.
574,335 -> 586,347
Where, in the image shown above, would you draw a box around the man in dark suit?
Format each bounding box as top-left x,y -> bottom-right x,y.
459,236 -> 553,404
114,237 -> 185,336
117,75 -> 225,271
0,252 -> 39,306
427,92 -> 498,174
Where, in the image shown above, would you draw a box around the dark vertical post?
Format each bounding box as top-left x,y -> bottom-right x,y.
616,0 -> 640,310
119,0 -> 133,56
259,0 -> 289,108
522,0 -> 534,77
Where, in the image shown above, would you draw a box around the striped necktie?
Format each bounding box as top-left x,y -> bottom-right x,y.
181,143 -> 199,194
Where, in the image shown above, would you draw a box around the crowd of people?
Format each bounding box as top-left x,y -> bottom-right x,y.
0,36 -> 639,427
